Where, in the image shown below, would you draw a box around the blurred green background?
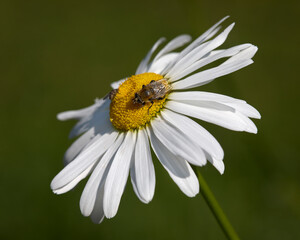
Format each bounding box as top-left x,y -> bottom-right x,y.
1,0 -> 299,239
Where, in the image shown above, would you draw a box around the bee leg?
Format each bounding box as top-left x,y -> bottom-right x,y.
104,89 -> 118,100
157,96 -> 165,100
147,100 -> 154,114
142,85 -> 145,89
150,80 -> 155,83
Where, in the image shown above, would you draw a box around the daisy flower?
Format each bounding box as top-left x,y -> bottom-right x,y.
51,16 -> 260,224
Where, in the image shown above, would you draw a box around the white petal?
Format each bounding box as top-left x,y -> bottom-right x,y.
176,16 -> 229,61
148,53 -> 179,75
169,96 -> 236,112
130,158 -> 146,203
227,101 -> 261,119
130,129 -> 155,203
205,152 -> 225,174
166,101 -> 256,133
57,106 -> 94,121
235,111 -> 258,134
152,35 -> 191,63
64,130 -> 107,169
103,131 -> 137,218
172,59 -> 253,90
166,23 -> 235,79
63,128 -> 95,165
160,109 -> 224,160
135,38 -> 166,74
169,91 -> 242,102
51,127 -> 118,191
169,91 -> 261,119
224,45 -> 258,64
80,133 -> 124,217
171,44 -> 253,81
69,101 -> 110,138
57,99 -> 107,121
90,183 -> 105,224
151,115 -> 207,166
110,78 -> 126,89
147,126 -> 199,197
160,17 -> 229,76
53,163 -> 95,195
213,160 -> 225,174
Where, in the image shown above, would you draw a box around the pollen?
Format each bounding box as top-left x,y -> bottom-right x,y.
110,73 -> 168,131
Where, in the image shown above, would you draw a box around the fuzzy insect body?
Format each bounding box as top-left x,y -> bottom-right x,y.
133,79 -> 171,107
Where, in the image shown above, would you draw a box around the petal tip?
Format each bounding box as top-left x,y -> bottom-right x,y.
91,215 -> 105,224
248,127 -> 258,134
104,210 -> 116,219
50,179 -> 56,191
57,112 -> 67,121
255,111 -> 262,119
190,190 -> 199,198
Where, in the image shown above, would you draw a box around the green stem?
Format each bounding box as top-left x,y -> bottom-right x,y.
195,168 -> 240,240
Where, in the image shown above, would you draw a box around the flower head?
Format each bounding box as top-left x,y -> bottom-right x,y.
51,16 -> 260,223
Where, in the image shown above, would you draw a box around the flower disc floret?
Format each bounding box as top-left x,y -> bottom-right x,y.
110,73 -> 168,131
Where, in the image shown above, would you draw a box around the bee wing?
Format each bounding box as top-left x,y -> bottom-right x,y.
148,79 -> 172,100
156,78 -> 168,84
164,83 -> 172,93
157,78 -> 172,93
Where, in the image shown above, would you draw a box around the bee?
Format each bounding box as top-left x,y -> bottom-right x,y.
133,78 -> 171,111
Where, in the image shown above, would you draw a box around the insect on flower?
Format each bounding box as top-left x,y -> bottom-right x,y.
133,78 -> 172,111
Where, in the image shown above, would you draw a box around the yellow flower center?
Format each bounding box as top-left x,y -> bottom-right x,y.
110,73 -> 169,131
